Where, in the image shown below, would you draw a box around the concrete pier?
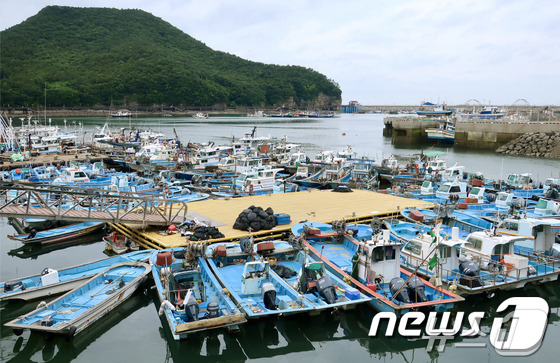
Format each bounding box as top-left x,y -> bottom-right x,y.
454,119 -> 560,149
385,116 -> 560,150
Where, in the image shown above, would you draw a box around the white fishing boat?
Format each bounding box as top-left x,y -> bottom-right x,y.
425,118 -> 455,143
193,112 -> 209,119
0,250 -> 153,302
111,110 -> 131,117
5,261 -> 151,340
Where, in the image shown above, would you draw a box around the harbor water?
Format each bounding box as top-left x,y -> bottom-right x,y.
1,113 -> 559,362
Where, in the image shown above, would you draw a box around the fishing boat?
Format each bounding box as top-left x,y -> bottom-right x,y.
207,240 -> 370,313
425,118 -> 455,143
205,242 -> 315,319
103,231 -> 140,254
8,221 -> 106,246
5,261 -> 151,340
193,113 -> 209,119
110,110 -> 131,117
0,250 -> 153,302
387,220 -> 560,295
150,246 -> 246,340
291,222 -> 463,314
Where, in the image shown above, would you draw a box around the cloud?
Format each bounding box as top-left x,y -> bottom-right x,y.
2,0 -> 559,105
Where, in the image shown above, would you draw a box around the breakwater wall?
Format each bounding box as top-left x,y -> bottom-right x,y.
385,116 -> 560,153
454,119 -> 560,150
496,131 -> 560,159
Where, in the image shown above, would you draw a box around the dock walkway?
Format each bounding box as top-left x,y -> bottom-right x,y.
115,189 -> 434,249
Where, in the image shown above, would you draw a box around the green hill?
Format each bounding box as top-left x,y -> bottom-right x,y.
0,6 -> 341,108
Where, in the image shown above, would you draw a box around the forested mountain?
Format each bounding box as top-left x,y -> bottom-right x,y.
0,6 -> 341,108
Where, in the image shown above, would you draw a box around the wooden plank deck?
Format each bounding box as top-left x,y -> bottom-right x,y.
123,189 -> 434,249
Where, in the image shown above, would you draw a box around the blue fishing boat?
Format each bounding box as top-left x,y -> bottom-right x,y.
291,222 -> 463,314
205,242 -> 315,319
8,221 -> 105,246
387,220 -> 560,296
208,240 -> 370,313
0,249 -> 154,302
5,261 -> 151,340
400,207 -> 493,238
151,247 -> 246,340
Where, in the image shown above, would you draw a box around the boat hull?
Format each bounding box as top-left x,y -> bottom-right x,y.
0,250 -> 154,302
5,262 -> 151,338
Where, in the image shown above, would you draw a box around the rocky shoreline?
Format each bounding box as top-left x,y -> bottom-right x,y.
496,131 -> 560,159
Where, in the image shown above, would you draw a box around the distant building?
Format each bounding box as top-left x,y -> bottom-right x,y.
340,101 -> 361,113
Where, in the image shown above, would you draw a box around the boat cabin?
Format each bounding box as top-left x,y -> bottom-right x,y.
426,156 -> 447,175
420,180 -> 436,195
193,146 -> 220,167
505,173 -> 534,190
467,186 -> 486,203
381,155 -> 399,170
218,156 -> 264,173
355,231 -> 402,284
53,168 -> 90,183
439,163 -> 465,182
534,198 -> 560,216
241,261 -> 271,295
401,227 -> 463,274
494,191 -> 515,209
435,180 -> 467,200
235,167 -> 283,192
313,150 -> 335,164
289,151 -> 308,166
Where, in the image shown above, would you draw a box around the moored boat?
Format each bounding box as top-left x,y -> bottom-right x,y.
204,241 -> 315,319
0,250 -> 154,302
291,222 -> 463,314
207,239 -> 371,313
8,221 -> 106,246
5,261 -> 151,340
103,231 -> 140,254
150,246 -> 246,340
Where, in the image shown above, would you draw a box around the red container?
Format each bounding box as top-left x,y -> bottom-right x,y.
156,251 -> 173,266
216,245 -> 227,257
257,241 -> 275,254
409,209 -> 424,222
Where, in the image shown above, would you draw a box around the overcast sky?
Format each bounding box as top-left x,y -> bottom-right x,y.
2,0 -> 559,106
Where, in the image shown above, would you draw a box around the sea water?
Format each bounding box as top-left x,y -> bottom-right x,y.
1,113 -> 559,362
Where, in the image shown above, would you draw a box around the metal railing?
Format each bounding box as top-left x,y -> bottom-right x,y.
0,182 -> 188,227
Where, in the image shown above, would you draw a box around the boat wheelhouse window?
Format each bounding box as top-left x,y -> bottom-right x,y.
493,244 -> 510,256
536,199 -> 548,209
498,194 -> 508,201
439,185 -> 451,193
385,246 -> 396,260
470,187 -> 481,195
438,246 -> 451,259
403,241 -> 421,255
449,186 -> 461,193
503,221 -> 519,232
422,181 -> 431,188
466,237 -> 482,250
372,247 -> 384,262
74,171 -> 87,178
